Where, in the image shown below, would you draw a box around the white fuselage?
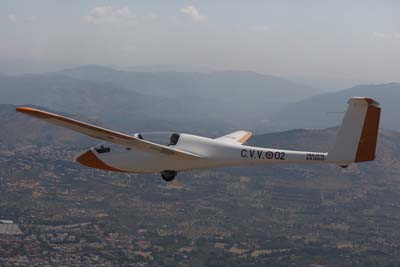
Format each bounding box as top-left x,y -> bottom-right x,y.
89,134 -> 328,173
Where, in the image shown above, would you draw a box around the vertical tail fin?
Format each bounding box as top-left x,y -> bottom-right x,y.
327,97 -> 381,167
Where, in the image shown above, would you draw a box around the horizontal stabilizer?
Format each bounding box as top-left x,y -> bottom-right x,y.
216,130 -> 253,145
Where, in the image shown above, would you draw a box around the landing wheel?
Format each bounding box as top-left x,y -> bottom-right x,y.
161,170 -> 177,182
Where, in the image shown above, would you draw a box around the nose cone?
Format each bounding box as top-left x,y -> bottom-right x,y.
75,150 -> 125,172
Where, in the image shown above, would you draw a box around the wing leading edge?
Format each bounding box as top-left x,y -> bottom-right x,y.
16,107 -> 202,159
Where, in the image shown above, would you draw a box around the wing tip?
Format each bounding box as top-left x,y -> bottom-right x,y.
75,149 -> 128,172
238,131 -> 253,144
16,106 -> 36,113
16,106 -> 52,119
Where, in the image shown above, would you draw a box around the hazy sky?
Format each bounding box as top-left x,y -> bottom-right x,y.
0,0 -> 399,82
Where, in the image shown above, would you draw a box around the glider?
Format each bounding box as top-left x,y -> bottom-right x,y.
16,97 -> 381,182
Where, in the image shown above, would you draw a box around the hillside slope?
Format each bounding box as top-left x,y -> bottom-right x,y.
0,75 -> 233,135
266,83 -> 400,132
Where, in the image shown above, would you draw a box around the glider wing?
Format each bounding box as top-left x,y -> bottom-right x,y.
16,107 -> 202,159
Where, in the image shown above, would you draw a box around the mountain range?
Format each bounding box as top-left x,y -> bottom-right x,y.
0,73 -> 233,135
0,65 -> 321,134
60,65 -> 321,128
264,82 -> 400,132
2,65 -> 400,136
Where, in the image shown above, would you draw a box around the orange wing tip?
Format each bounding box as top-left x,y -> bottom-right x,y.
238,132 -> 253,144
16,106 -> 58,119
76,150 -> 127,173
16,106 -> 39,113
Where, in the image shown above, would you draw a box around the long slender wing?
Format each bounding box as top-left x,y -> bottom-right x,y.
16,107 -> 201,159
215,130 -> 253,145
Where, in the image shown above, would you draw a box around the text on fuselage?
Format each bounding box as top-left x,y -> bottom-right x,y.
240,149 -> 285,160
306,153 -> 326,161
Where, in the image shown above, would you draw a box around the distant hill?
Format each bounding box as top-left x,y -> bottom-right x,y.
264,83 -> 400,132
60,65 -> 318,126
0,104 -> 94,148
0,66 -> 319,133
0,74 -> 234,136
61,65 -> 317,102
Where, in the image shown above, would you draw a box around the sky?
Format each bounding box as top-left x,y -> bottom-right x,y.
0,0 -> 399,83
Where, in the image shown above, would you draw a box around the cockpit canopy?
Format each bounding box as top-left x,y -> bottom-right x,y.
133,132 -> 181,146
94,132 -> 181,154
